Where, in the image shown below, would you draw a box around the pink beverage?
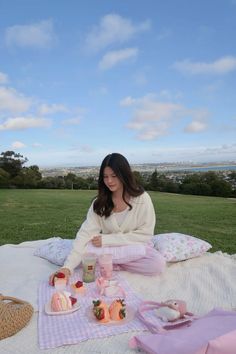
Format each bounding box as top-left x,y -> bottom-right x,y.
98,254 -> 113,279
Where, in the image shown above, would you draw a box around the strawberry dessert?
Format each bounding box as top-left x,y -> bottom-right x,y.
92,300 -> 110,323
51,291 -> 77,312
71,280 -> 86,295
53,272 -> 67,291
109,299 -> 126,321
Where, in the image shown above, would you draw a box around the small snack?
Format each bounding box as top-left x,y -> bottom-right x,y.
71,280 -> 86,296
96,277 -> 109,295
51,291 -> 77,312
53,272 -> 67,290
109,299 -> 126,321
92,300 -> 110,323
96,277 -> 125,297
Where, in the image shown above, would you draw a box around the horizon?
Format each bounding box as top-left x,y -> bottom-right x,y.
38,159 -> 236,170
1,1 -> 236,166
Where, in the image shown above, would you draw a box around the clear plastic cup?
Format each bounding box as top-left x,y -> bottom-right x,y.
82,252 -> 97,283
98,254 -> 113,280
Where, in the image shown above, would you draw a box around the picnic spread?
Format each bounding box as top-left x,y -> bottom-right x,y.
1,237 -> 236,353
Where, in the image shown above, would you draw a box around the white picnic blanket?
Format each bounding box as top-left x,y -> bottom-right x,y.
1,239 -> 236,353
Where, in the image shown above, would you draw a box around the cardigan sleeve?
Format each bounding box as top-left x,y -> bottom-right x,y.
63,201 -> 102,273
102,192 -> 156,246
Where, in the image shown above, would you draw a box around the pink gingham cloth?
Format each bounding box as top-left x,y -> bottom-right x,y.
38,273 -> 147,349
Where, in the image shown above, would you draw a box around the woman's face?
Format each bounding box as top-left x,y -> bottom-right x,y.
103,166 -> 123,194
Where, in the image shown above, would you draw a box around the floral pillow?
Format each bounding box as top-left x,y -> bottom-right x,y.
34,237 -> 73,266
152,233 -> 212,262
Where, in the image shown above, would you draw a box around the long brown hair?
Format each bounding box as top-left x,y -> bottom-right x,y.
93,153 -> 144,217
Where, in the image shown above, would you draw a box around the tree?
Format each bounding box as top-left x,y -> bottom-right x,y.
0,168 -> 10,188
133,171 -> 144,187
149,169 -> 159,190
0,151 -> 28,178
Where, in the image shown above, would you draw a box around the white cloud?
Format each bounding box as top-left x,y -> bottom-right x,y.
0,87 -> 31,113
157,28 -> 172,41
173,56 -> 236,75
32,142 -> 42,147
79,145 -> 94,153
85,13 -> 150,52
0,72 -> 8,84
184,120 -> 208,133
38,103 -> 69,115
201,144 -> 236,157
123,94 -> 210,140
99,48 -> 138,70
5,19 -> 55,48
0,117 -> 51,131
11,141 -> 26,149
120,96 -> 137,106
134,123 -> 170,141
62,117 -> 81,125
133,72 -> 148,86
133,100 -> 183,122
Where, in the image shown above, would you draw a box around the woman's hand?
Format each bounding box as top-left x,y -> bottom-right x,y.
49,267 -> 71,286
91,235 -> 102,247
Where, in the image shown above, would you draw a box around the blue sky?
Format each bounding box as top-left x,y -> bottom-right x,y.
0,0 -> 236,167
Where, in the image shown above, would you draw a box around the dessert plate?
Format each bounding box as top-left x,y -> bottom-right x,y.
45,301 -> 80,315
87,305 -> 136,325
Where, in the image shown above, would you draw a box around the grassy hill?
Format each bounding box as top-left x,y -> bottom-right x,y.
0,189 -> 235,253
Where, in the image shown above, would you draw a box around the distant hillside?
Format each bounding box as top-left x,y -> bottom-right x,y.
40,161 -> 236,177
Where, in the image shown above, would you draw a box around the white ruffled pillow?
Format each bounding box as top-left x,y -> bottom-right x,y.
34,237 -> 147,266
34,237 -> 73,266
152,233 -> 212,262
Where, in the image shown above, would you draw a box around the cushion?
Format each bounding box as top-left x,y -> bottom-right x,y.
34,237 -> 147,266
34,237 -> 73,266
152,233 -> 212,262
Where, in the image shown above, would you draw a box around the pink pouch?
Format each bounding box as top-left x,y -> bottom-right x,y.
137,300 -> 194,333
130,308 -> 236,354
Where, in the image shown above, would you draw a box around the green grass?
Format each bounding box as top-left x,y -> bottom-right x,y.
0,189 -> 235,253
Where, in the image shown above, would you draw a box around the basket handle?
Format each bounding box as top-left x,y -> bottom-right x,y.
0,294 -> 29,305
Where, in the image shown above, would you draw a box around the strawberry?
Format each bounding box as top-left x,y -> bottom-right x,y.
69,296 -> 77,306
75,280 -> 83,288
119,308 -> 126,319
93,300 -> 101,307
52,272 -> 65,285
93,307 -> 105,320
56,272 -> 65,278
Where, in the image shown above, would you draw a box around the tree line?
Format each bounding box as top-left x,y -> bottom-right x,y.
0,151 -> 235,197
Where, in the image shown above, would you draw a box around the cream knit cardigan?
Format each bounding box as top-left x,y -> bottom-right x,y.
63,192 -> 156,273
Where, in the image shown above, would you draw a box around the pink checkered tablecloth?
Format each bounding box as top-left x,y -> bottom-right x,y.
38,272 -> 147,349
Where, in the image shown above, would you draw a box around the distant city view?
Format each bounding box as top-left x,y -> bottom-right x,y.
40,161 -> 236,178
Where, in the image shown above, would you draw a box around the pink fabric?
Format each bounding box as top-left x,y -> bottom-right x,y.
195,330 -> 236,354
87,242 -> 147,264
38,273 -> 147,349
119,246 -> 166,275
130,308 -> 236,354
137,300 -> 194,333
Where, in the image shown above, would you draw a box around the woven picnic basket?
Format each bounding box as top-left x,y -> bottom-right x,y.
0,294 -> 34,340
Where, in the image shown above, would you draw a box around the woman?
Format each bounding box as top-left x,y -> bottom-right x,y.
49,153 -> 166,285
